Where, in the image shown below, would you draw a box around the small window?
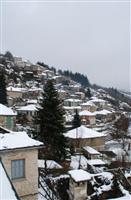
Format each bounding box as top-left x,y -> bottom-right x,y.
11,159 -> 25,180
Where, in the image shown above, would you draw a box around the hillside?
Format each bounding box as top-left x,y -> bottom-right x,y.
0,51 -> 131,113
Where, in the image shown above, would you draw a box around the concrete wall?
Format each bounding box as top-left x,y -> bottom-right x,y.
0,148 -> 39,200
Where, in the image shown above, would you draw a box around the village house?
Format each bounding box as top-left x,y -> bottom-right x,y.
64,106 -> 82,115
65,125 -> 106,151
7,86 -> 27,99
81,101 -> 97,112
90,97 -> 108,110
95,109 -> 114,123
0,104 -> 17,130
0,127 -> 43,200
79,110 -> 96,125
17,104 -> 38,126
75,92 -> 85,100
14,56 -> 25,69
58,89 -> 69,99
68,169 -> 91,200
64,98 -> 82,107
69,84 -> 81,92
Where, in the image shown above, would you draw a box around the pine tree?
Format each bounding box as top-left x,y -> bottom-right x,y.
0,70 -> 7,105
34,80 -> 68,162
72,109 -> 81,129
86,87 -> 92,99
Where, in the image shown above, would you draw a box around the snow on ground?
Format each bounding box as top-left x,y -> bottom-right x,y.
108,195 -> 131,200
0,162 -> 18,200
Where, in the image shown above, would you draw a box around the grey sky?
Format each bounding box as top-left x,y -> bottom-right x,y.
1,1 -> 130,91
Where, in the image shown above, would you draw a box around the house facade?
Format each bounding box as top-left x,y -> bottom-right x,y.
65,125 -> 106,151
0,129 -> 43,200
0,104 -> 17,130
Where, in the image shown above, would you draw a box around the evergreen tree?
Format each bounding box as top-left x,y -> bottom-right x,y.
72,109 -> 81,129
111,175 -> 123,198
0,70 -> 7,105
4,51 -> 14,62
86,87 -> 92,99
34,80 -> 68,162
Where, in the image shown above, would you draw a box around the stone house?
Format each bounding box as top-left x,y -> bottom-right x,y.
17,104 -> 38,126
90,98 -> 107,110
0,103 -> 17,130
64,98 -> 82,107
81,101 -> 97,112
68,169 -> 91,200
7,86 -> 27,99
0,127 -> 43,200
65,125 -> 106,151
79,110 -> 96,125
95,109 -> 114,123
75,92 -> 85,100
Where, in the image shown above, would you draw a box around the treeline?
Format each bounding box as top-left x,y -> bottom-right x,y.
106,87 -> 131,106
58,69 -> 90,87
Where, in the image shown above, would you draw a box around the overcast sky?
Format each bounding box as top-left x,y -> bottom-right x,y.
1,0 -> 130,91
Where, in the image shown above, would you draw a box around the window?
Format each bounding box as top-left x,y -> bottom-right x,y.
11,159 -> 25,179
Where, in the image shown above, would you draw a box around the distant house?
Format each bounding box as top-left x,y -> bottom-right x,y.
17,104 -> 38,123
65,125 -> 106,151
95,109 -> 114,122
64,98 -> 82,107
0,127 -> 43,200
75,92 -> 85,100
91,97 -> 107,110
79,110 -> 96,125
68,169 -> 91,200
0,104 -> 17,130
81,101 -> 97,112
7,86 -> 27,99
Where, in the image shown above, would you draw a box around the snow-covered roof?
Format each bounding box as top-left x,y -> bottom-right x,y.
86,159 -> 105,166
83,146 -> 100,155
68,169 -> 91,182
0,104 -> 17,116
17,104 -> 38,111
7,86 -> 27,93
0,161 -> 19,200
38,160 -> 62,169
64,106 -> 82,111
95,109 -> 112,115
27,99 -> 37,104
28,87 -> 42,92
65,98 -> 82,102
65,125 -> 105,139
91,98 -> 106,103
81,101 -> 96,106
0,131 -> 43,151
79,110 -> 95,116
